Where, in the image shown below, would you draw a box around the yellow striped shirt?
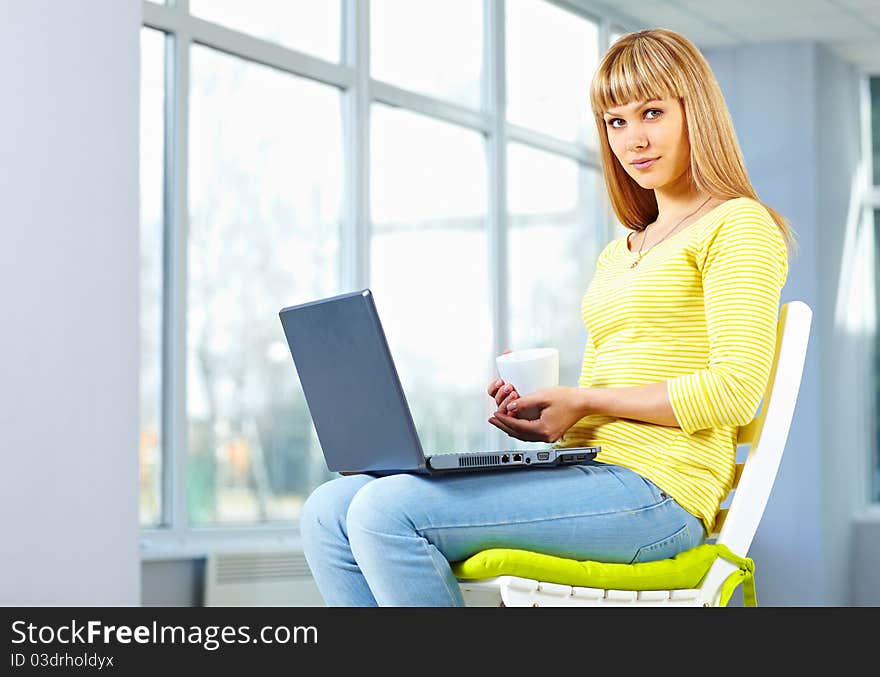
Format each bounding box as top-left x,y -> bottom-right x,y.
554,197 -> 789,534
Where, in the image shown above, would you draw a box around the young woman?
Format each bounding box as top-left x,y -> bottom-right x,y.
298,28 -> 797,606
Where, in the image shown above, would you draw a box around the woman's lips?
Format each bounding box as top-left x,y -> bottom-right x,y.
632,158 -> 659,170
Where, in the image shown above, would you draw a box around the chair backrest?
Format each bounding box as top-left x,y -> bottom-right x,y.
699,300 -> 812,604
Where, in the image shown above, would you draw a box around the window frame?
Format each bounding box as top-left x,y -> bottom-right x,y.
139,0 -> 638,557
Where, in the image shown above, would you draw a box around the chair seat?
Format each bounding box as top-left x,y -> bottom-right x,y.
459,576 -> 705,607
452,543 -> 726,591
453,542 -> 756,607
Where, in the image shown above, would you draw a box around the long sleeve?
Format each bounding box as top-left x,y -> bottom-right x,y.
666,206 -> 789,435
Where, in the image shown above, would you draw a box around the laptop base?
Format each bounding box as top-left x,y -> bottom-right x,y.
426,446 -> 598,473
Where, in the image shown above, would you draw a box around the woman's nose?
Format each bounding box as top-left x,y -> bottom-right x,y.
627,136 -> 647,152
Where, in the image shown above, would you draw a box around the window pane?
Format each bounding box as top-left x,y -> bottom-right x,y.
507,143 -> 604,448
139,27 -> 165,527
872,77 -> 880,185
190,0 -> 340,62
188,46 -> 343,525
371,104 -> 491,455
506,0 -> 599,145
371,0 -> 482,108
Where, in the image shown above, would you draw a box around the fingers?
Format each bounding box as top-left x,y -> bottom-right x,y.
494,382 -> 518,407
495,390 -> 519,416
487,378 -> 503,397
488,378 -> 520,401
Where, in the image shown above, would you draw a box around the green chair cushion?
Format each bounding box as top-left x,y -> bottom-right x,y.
452,543 -> 756,606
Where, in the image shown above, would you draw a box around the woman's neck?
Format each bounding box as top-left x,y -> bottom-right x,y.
652,180 -> 716,228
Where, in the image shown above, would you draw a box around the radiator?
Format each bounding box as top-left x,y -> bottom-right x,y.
204,550 -> 325,607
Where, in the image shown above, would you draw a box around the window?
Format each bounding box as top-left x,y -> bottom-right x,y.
506,144 -> 602,382
506,143 -> 604,451
189,0 -> 340,61
139,27 -> 165,527
873,76 -> 880,501
371,0 -> 482,107
371,105 -> 490,451
186,46 -> 343,524
140,1 -> 631,541
506,0 -> 599,145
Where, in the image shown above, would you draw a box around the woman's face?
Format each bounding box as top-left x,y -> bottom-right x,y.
602,96 -> 690,191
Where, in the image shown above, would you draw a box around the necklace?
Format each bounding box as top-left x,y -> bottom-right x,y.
629,195 -> 713,269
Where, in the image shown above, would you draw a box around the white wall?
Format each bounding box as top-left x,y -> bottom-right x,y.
813,43 -> 872,607
703,41 -> 869,605
0,0 -> 141,605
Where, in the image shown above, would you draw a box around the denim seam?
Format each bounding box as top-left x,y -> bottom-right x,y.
416,498 -> 677,534
630,522 -> 692,564
420,539 -> 462,607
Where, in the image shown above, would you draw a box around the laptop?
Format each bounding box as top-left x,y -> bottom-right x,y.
278,289 -> 600,476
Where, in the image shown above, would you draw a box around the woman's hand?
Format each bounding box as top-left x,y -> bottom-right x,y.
486,349 -> 521,417
487,378 -> 521,417
486,368 -> 519,414
488,386 -> 589,443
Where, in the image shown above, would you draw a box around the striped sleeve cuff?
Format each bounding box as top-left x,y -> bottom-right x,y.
667,374 -> 707,435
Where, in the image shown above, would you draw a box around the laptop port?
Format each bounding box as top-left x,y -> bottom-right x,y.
537,451 -> 550,461
501,454 -> 510,463
576,454 -> 587,460
513,454 -> 523,462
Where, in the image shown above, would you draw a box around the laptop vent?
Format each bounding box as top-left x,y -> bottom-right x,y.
458,455 -> 501,468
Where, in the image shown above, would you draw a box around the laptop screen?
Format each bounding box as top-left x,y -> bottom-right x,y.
278,289 -> 427,474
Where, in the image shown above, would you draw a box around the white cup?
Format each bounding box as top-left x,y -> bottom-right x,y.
495,348 -> 559,420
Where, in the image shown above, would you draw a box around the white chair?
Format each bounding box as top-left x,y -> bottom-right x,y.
458,300 -> 812,607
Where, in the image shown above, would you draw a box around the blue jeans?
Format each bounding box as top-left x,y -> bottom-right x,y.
299,460 -> 705,607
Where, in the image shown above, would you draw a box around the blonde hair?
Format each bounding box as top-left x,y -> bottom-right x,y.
589,28 -> 798,259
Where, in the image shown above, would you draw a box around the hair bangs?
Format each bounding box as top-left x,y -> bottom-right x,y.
590,37 -> 681,118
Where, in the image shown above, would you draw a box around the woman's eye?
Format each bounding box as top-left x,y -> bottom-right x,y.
607,109 -> 662,128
